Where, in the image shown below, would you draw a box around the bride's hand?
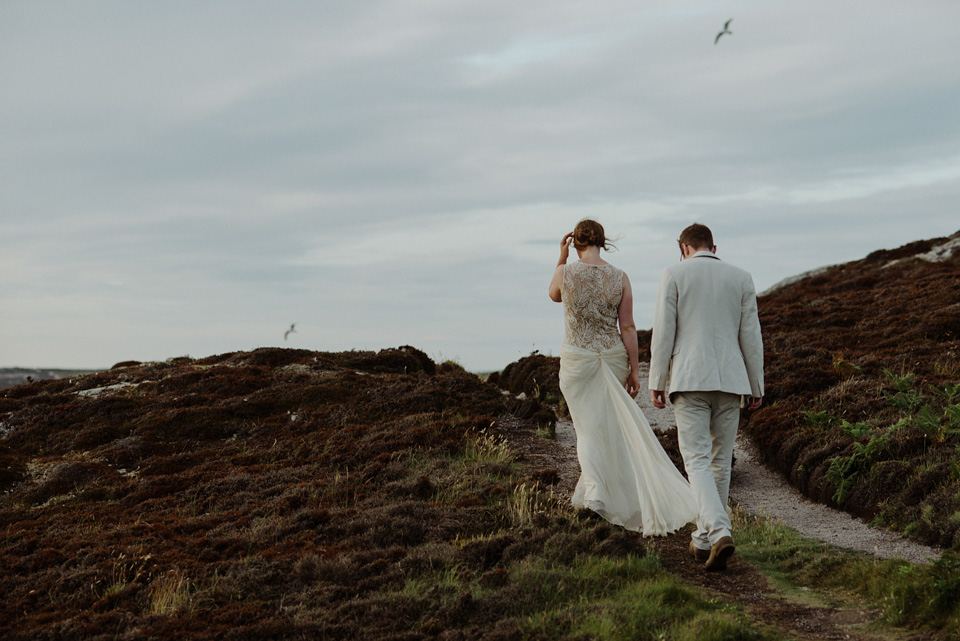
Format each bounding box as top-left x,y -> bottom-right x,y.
558,232 -> 574,264
625,370 -> 641,398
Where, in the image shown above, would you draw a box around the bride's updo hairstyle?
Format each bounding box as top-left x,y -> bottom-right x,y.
573,218 -> 617,251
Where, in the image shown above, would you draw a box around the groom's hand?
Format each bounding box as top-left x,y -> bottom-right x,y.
748,396 -> 763,411
651,390 -> 666,409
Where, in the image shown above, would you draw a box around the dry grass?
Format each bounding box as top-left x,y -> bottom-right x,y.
149,570 -> 196,616
464,429 -> 513,464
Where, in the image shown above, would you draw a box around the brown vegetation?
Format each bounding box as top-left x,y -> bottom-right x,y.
743,230 -> 960,548
2,346 -> 610,640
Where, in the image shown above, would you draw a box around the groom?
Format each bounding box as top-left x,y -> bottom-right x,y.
649,223 -> 764,571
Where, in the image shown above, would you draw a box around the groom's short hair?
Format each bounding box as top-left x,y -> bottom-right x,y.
678,223 -> 714,250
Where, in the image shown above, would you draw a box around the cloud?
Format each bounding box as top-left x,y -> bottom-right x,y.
2,0 -> 960,371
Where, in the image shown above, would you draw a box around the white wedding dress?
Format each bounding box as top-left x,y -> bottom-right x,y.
559,262 -> 697,536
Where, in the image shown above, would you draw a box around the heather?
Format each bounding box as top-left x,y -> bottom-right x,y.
743,231 -> 960,548
0,346 -> 765,640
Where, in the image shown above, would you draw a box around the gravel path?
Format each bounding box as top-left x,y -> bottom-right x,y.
552,367 -> 941,565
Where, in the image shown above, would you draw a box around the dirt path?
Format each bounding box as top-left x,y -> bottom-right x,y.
729,437 -> 940,564
546,367 -> 941,564
554,417 -> 940,565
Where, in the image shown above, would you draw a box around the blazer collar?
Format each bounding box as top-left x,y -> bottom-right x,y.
690,250 -> 720,260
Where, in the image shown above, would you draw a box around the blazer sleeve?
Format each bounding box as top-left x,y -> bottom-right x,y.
649,268 -> 678,391
738,275 -> 765,397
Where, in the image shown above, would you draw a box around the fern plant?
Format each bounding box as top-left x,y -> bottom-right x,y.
826,432 -> 890,505
840,419 -> 872,439
945,403 -> 960,428
930,382 -> 960,405
883,368 -> 923,413
911,404 -> 960,442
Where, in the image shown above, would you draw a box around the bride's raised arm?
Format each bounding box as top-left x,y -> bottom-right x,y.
548,232 -> 574,302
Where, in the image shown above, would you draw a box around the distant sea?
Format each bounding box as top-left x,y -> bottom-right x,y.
0,368 -> 100,391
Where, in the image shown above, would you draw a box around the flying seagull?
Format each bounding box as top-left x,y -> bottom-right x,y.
715,18 -> 732,44
284,323 -> 297,341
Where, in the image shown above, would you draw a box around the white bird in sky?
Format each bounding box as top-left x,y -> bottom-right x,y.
284,323 -> 297,341
715,18 -> 732,44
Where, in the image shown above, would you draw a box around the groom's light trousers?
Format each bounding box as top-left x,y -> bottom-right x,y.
671,390 -> 741,550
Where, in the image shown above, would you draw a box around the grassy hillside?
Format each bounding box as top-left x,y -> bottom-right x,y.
743,230 -> 960,548
1,347 -> 770,640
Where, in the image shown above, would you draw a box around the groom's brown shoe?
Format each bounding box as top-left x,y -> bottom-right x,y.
689,541 -> 709,563
704,536 -> 735,572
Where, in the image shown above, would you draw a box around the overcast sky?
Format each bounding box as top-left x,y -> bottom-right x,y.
2,1 -> 959,372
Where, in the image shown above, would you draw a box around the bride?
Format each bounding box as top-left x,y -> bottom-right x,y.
548,219 -> 697,536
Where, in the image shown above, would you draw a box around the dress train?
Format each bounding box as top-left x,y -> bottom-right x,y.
559,343 -> 698,536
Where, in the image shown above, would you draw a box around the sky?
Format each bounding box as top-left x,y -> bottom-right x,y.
2,1 -> 960,372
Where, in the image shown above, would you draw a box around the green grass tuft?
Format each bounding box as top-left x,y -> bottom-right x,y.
732,504 -> 960,636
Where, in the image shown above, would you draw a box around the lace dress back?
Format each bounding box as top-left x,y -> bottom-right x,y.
562,262 -> 623,351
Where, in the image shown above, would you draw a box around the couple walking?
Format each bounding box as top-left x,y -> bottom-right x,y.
548,220 -> 764,571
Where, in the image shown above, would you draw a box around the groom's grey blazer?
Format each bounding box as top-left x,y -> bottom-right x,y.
649,251 -> 764,398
